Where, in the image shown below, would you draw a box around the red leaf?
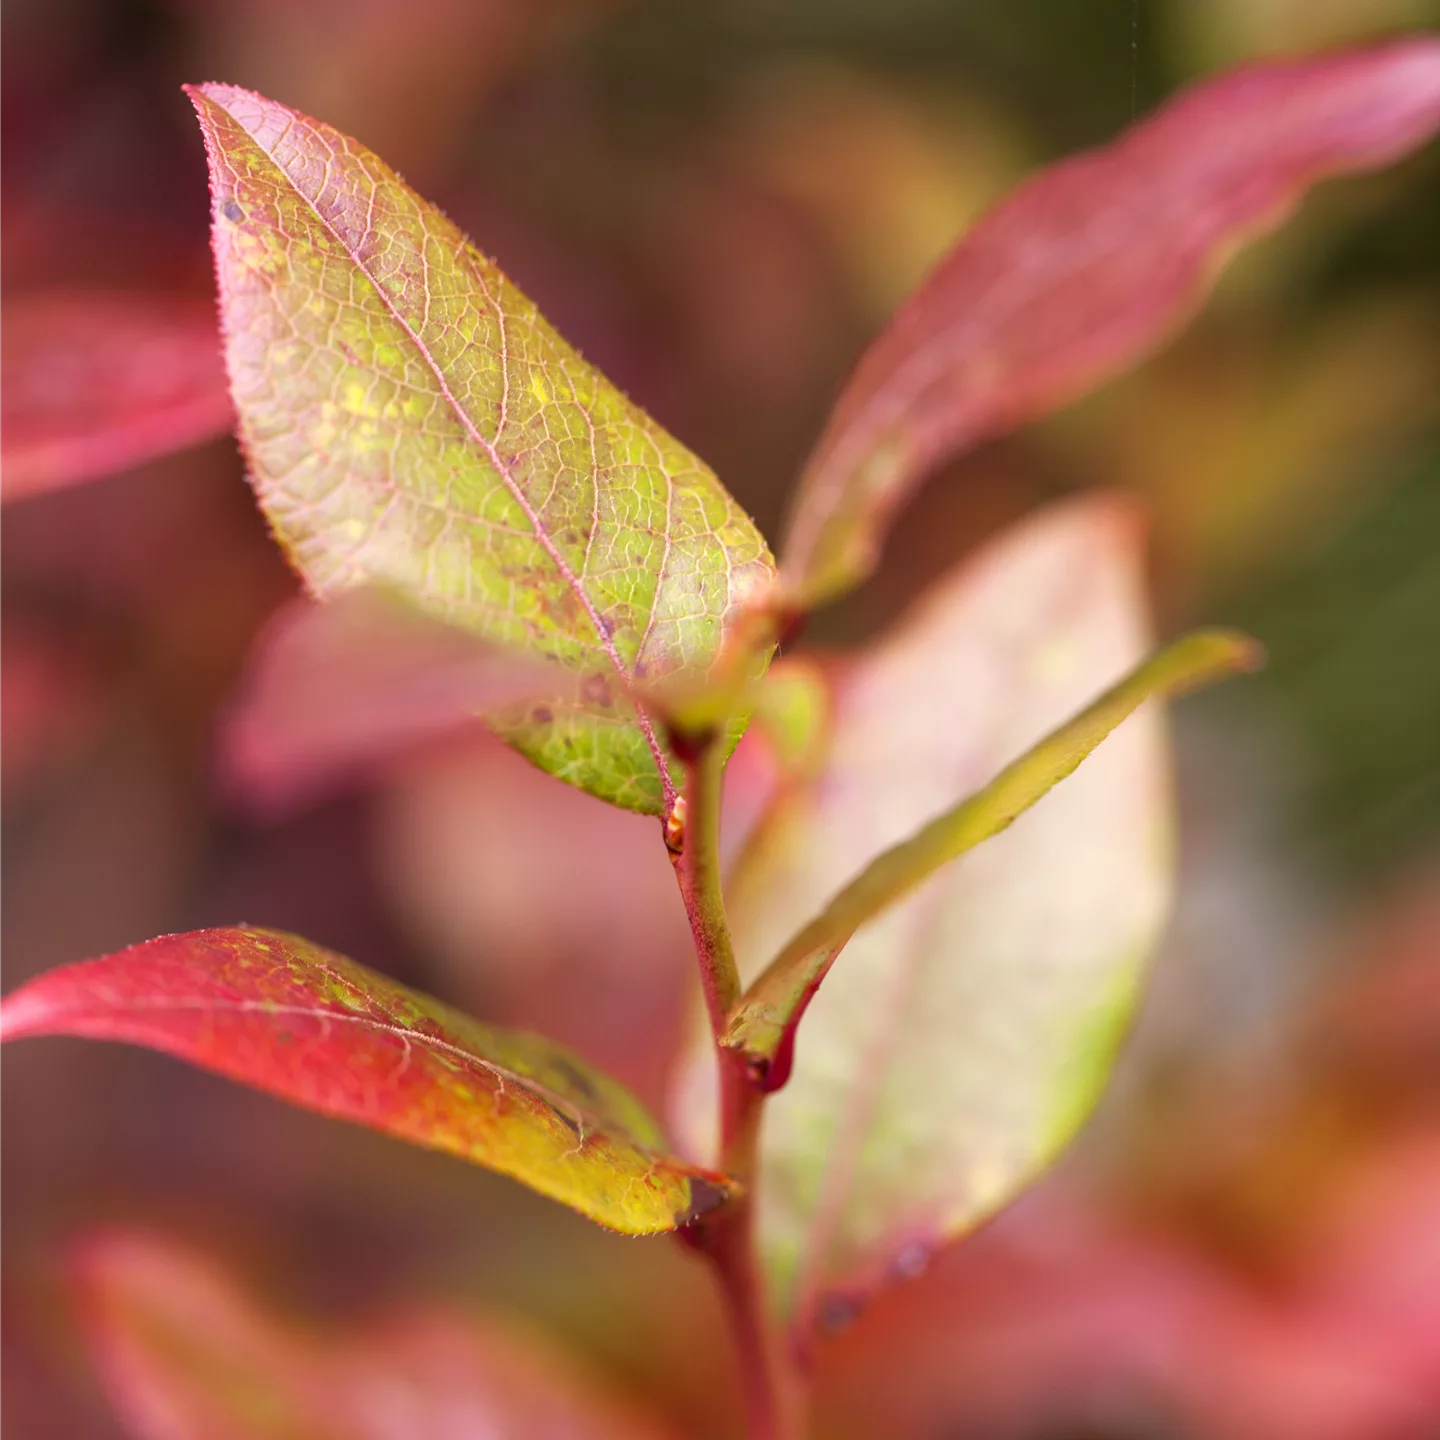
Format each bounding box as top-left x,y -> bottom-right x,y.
0,926 -> 731,1235
221,589 -> 576,817
75,1230 -> 679,1439
781,37 -> 1440,606
1,291 -> 233,501
813,1195 -> 1435,1440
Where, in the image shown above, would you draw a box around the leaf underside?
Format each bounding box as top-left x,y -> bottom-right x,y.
188,83 -> 774,814
674,496 -> 1175,1327
727,627 -> 1262,1083
781,38 -> 1440,608
1,926 -> 730,1235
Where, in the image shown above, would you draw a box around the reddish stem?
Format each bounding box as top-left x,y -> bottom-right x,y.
669,736 -> 803,1440
669,738 -> 739,1041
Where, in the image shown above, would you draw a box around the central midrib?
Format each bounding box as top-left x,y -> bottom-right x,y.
241,106 -> 676,809
53,989 -> 693,1164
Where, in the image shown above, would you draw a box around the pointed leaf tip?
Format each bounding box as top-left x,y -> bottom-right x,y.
2,926 -> 734,1235
187,82 -> 774,814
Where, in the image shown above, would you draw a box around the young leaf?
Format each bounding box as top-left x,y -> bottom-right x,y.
1,291 -> 233,501
727,628 -> 1262,1086
0,926 -> 731,1235
187,83 -> 774,815
781,38 -> 1440,607
76,1230 -> 679,1440
674,496 -> 1174,1326
221,587 -> 576,817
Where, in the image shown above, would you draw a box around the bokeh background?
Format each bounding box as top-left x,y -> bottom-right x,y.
4,1 -> 1439,1436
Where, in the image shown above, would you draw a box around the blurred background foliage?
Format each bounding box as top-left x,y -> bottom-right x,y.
3,1 -> 1438,1436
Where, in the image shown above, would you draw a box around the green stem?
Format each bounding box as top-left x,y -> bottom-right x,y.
668,735 -> 803,1440
670,736 -> 740,1042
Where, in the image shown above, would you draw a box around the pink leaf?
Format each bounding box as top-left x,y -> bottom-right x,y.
812,1196 -> 1436,1440
781,37 -> 1440,606
1,291 -> 233,501
75,1230 -> 679,1440
221,588 -> 576,817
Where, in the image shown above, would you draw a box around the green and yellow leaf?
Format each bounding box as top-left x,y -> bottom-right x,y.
188,83 -> 774,814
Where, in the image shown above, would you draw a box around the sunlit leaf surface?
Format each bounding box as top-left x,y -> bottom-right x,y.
781,39 -> 1440,607
1,926 -> 731,1234
728,629 -> 1261,1085
1,291 -> 233,500
189,83 -> 774,814
676,497 -> 1173,1325
76,1230 -> 679,1439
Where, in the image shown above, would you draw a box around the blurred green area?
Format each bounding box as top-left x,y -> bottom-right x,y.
3,1 -> 1438,1437
1235,445 -> 1440,880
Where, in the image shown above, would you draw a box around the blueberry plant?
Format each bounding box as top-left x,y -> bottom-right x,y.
5,37 -> 1440,1440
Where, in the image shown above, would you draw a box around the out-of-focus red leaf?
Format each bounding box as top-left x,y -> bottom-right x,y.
1299,1132 -> 1440,1398
0,926 -> 732,1235
221,589 -> 578,818
781,37 -> 1440,607
75,1229 -> 678,1440
813,1194 -> 1436,1440
1,292 -> 233,501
